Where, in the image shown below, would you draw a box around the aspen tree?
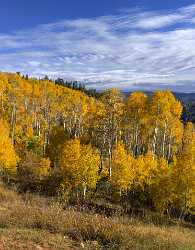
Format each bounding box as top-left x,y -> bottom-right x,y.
60,139 -> 99,198
0,119 -> 18,177
135,152 -> 157,188
149,91 -> 183,160
172,122 -> 195,216
100,89 -> 124,177
125,92 -> 148,155
150,158 -> 173,212
111,142 -> 135,194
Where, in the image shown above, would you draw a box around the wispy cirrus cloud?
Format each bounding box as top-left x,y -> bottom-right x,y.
1,4 -> 195,91
132,4 -> 195,30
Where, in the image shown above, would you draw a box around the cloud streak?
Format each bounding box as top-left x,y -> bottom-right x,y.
1,4 -> 195,91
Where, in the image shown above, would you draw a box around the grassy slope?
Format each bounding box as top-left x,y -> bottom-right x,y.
0,184 -> 194,250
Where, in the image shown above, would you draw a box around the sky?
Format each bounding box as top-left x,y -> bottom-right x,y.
1,0 -> 195,92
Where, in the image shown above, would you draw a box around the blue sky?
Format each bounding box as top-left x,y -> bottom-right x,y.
1,0 -> 195,91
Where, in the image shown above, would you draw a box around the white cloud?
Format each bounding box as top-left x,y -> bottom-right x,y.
133,14 -> 182,29
1,4 -> 195,91
132,4 -> 195,30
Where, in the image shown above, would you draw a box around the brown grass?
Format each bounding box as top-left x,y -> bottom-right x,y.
0,183 -> 194,250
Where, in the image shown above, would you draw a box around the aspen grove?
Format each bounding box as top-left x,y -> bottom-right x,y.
0,72 -> 194,218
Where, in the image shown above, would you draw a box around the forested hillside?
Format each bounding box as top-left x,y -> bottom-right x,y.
0,72 -> 195,221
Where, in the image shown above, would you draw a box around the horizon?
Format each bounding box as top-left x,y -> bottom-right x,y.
1,0 -> 195,92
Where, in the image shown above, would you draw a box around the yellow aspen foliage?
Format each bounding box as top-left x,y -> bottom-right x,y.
150,158 -> 173,212
60,139 -> 100,196
111,142 -> 135,192
0,74 -> 9,112
125,92 -> 148,155
149,91 -> 183,159
60,139 -> 81,176
126,92 -> 148,116
135,152 -> 157,188
79,144 -> 100,190
0,119 -> 18,176
150,90 -> 182,120
171,122 -> 195,214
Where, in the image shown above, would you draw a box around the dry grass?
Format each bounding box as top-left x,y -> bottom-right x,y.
0,183 -> 194,250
